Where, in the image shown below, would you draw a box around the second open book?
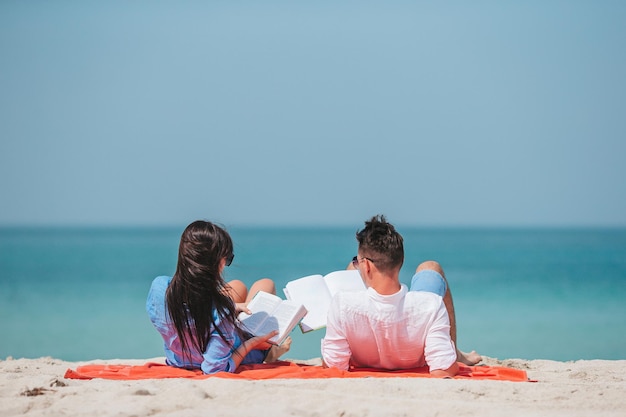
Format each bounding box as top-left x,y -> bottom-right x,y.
238,270 -> 365,343
283,269 -> 365,332
238,291 -> 307,345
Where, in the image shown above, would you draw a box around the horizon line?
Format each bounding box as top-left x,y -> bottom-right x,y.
1,222 -> 625,230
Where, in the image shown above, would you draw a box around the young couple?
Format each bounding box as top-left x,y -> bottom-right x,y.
146,216 -> 482,377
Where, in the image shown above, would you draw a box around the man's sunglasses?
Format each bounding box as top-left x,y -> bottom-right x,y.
351,255 -> 377,269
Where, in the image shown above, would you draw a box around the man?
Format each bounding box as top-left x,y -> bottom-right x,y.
321,215 -> 482,377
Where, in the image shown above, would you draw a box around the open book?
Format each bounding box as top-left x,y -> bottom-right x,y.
237,291 -> 307,345
283,269 -> 365,332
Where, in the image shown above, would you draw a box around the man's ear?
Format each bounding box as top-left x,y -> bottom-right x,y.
361,258 -> 374,277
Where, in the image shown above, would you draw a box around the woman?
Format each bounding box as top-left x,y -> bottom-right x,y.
146,220 -> 290,374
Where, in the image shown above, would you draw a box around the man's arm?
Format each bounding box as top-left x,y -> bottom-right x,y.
429,361 -> 459,378
425,298 -> 459,377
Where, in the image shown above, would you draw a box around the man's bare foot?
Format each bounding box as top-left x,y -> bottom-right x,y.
457,349 -> 482,365
265,336 -> 292,362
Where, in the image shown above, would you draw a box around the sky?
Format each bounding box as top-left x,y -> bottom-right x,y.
1,1 -> 625,228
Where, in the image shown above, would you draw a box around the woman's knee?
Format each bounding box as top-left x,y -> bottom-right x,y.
255,278 -> 276,293
247,278 -> 276,300
226,279 -> 248,302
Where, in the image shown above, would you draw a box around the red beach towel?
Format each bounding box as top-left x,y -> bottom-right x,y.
64,361 -> 531,382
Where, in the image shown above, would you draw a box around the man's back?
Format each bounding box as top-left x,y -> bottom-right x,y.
321,285 -> 457,371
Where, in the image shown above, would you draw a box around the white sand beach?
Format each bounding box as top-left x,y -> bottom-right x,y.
1,356 -> 625,417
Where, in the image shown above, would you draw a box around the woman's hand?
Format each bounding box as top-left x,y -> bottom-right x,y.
235,303 -> 251,315
246,330 -> 278,351
231,330 -> 278,369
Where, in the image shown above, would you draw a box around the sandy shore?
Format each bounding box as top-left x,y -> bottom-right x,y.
1,356 -> 625,417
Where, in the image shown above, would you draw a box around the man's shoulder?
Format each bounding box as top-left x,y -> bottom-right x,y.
332,288 -> 370,306
336,288 -> 369,300
404,290 -> 443,306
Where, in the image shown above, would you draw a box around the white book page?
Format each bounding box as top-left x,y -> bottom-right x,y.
284,274 -> 332,331
238,292 -> 305,344
324,270 -> 365,296
238,291 -> 281,335
269,301 -> 306,344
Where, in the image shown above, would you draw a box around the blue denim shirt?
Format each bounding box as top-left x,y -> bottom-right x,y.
146,276 -> 266,374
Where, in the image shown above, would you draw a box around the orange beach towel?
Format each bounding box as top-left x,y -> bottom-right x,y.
64,361 -> 531,382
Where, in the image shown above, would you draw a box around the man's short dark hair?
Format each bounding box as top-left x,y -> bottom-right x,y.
356,215 -> 404,272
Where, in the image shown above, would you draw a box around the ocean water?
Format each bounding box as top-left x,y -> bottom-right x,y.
1,226 -> 625,362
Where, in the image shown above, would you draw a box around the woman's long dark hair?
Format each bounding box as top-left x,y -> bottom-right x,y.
165,220 -> 240,360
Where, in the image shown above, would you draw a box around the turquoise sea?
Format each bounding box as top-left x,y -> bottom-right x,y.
1,226 -> 625,362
